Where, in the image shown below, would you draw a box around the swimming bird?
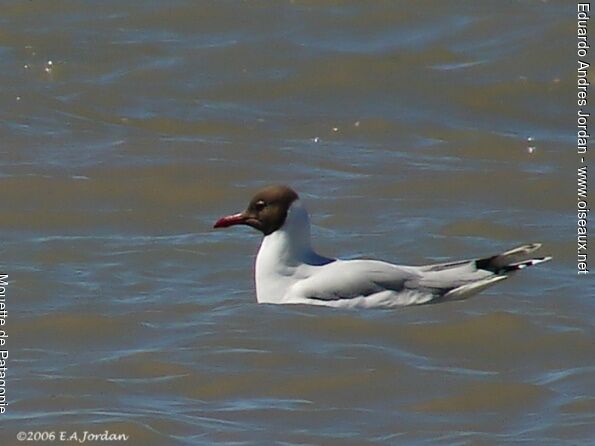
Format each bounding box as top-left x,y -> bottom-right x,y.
214,185 -> 551,308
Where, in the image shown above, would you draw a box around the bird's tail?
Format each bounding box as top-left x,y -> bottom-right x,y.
442,275 -> 508,300
423,243 -> 552,302
474,243 -> 552,274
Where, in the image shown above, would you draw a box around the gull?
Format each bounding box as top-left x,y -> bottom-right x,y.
214,185 -> 551,308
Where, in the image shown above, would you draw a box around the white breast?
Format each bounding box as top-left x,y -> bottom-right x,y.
254,201 -> 332,304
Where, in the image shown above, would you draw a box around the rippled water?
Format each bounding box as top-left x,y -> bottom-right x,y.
1,1 -> 594,445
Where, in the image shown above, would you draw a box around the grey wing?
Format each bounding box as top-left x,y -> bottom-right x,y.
291,259 -> 422,301
288,244 -> 550,306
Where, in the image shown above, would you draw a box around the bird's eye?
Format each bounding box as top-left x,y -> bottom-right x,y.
254,200 -> 266,211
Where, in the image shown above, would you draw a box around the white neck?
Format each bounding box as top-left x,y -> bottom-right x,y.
254,200 -> 331,303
